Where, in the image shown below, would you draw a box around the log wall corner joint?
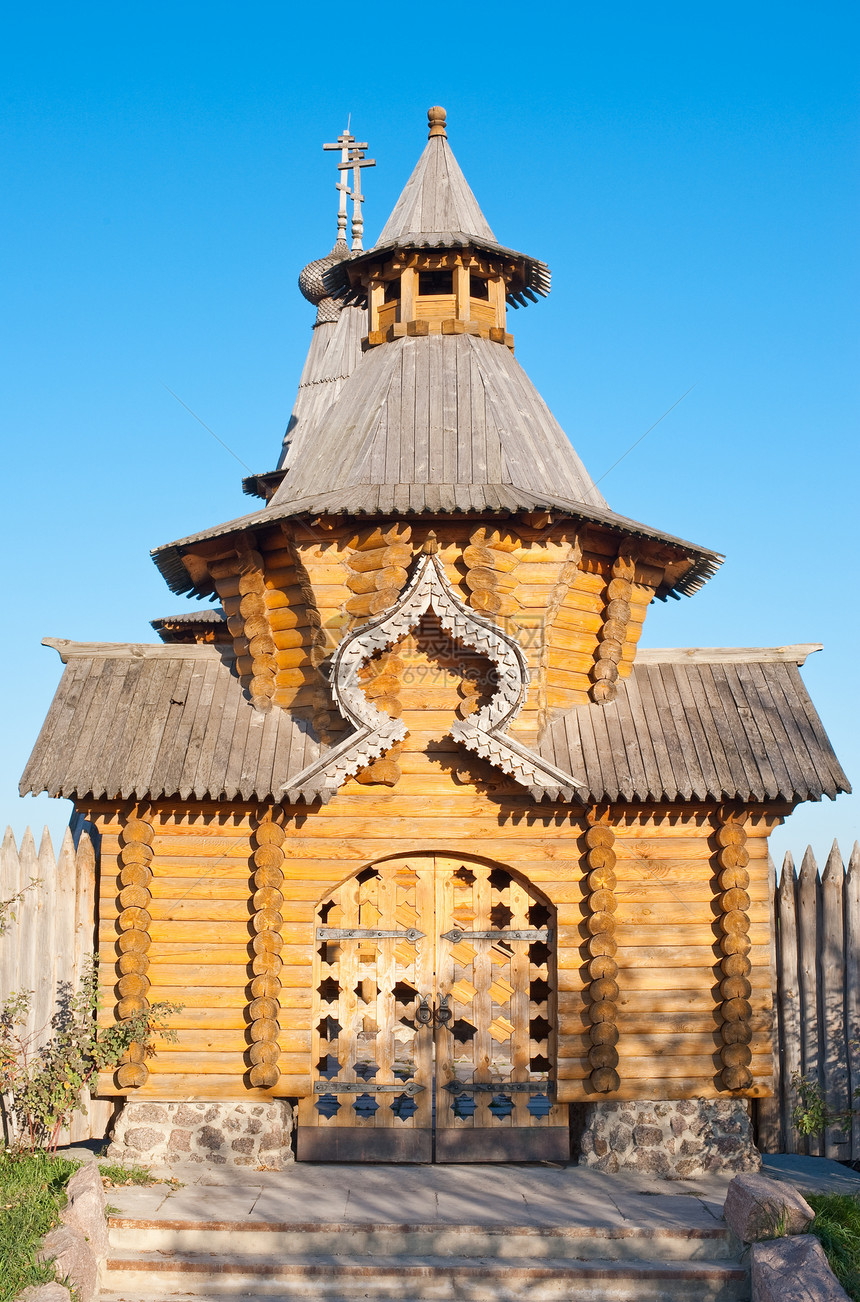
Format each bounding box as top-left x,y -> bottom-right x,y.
583,812 -> 620,1093
115,807 -> 154,1090
590,550 -> 636,705
714,808 -> 754,1092
247,809 -> 286,1090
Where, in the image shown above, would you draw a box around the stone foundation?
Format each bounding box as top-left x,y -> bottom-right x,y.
578,1098 -> 761,1178
107,1099 -> 294,1169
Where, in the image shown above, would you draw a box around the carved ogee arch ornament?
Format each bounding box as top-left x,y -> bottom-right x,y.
283,545 -> 585,803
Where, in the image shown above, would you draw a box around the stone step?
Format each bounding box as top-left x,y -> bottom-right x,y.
101,1251 -> 750,1302
108,1217 -> 738,1261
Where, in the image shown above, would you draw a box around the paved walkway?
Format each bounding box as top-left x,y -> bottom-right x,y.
761,1152 -> 860,1195
60,1144 -> 860,1230
103,1162 -> 736,1231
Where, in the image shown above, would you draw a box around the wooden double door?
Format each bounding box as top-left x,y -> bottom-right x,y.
297,855 -> 569,1162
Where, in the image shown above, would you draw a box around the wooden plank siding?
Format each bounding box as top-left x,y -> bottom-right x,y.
89,783 -> 778,1103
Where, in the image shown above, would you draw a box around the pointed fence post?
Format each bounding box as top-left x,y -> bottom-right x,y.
16,828 -> 42,1046
821,842 -> 849,1159
54,828 -> 78,1007
71,829 -> 102,1143
756,851 -> 782,1152
777,853 -> 803,1153
1,827 -> 23,1005
846,842 -> 860,1160
797,847 -> 822,1155
33,828 -> 59,1053
72,829 -> 97,990
52,828 -> 79,1146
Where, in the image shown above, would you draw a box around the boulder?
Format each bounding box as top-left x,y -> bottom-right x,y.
60,1163 -> 109,1258
36,1225 -> 97,1302
724,1172 -> 815,1242
751,1235 -> 850,1301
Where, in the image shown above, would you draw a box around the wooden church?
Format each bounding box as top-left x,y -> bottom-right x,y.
21,107 -> 849,1167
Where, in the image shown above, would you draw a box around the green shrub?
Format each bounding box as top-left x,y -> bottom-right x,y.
791,1070 -> 857,1139
0,957 -> 180,1152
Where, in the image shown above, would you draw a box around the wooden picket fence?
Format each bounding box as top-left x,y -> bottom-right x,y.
757,840 -> 860,1159
0,823 -> 115,1144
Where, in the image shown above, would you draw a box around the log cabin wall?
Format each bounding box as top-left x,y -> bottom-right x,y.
86,786 -> 778,1104
203,518 -> 661,737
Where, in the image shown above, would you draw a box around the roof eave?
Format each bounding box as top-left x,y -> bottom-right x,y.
151,494 -> 723,601
327,236 -> 551,307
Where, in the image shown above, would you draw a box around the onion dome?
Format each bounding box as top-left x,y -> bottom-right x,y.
298,239 -> 351,325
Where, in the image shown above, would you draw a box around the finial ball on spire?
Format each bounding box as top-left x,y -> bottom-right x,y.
427,106 -> 447,139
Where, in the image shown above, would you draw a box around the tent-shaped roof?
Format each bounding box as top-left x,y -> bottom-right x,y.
333,107 -> 551,304
376,106 -> 497,247
266,332 -> 608,514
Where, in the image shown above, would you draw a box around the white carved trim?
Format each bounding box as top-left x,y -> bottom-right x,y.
283,552 -> 585,802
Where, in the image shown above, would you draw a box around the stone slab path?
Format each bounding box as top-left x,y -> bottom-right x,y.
52,1147 -> 860,1302
104,1160 -> 735,1226
761,1152 -> 860,1194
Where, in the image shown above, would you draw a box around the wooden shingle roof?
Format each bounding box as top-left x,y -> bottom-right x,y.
20,642 -> 321,803
375,121 -> 497,248
275,304 -> 366,474
539,649 -> 850,804
152,114 -> 721,602
152,332 -> 723,602
268,333 -> 607,513
20,641 -> 848,806
333,113 -> 551,305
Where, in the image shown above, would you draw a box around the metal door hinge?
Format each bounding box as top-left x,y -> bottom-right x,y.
314,1081 -> 425,1095
440,928 -> 552,944
443,1080 -> 553,1095
317,926 -> 425,943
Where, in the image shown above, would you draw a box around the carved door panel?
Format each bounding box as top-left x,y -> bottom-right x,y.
297,857 -> 435,1162
434,858 -> 569,1162
297,856 -> 568,1163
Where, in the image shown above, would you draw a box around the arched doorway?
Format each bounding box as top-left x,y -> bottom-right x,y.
297,854 -> 569,1162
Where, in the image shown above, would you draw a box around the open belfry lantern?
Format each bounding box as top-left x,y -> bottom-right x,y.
22,108 -> 849,1167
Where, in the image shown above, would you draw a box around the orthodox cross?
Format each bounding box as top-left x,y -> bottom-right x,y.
322,129 -> 355,248
340,144 -> 375,251
323,126 -> 376,252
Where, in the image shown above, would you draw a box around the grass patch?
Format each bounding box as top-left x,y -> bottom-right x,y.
807,1192 -> 860,1300
98,1160 -> 182,1189
0,1148 -> 80,1302
98,1160 -> 156,1187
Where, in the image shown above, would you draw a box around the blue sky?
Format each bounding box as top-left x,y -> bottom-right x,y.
2,2 -> 857,869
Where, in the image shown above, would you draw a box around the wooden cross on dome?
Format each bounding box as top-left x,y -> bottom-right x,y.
323,126 -> 375,252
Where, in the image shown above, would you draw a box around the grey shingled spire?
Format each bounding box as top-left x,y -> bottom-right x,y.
267,332 -> 610,514
375,106 -> 497,247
